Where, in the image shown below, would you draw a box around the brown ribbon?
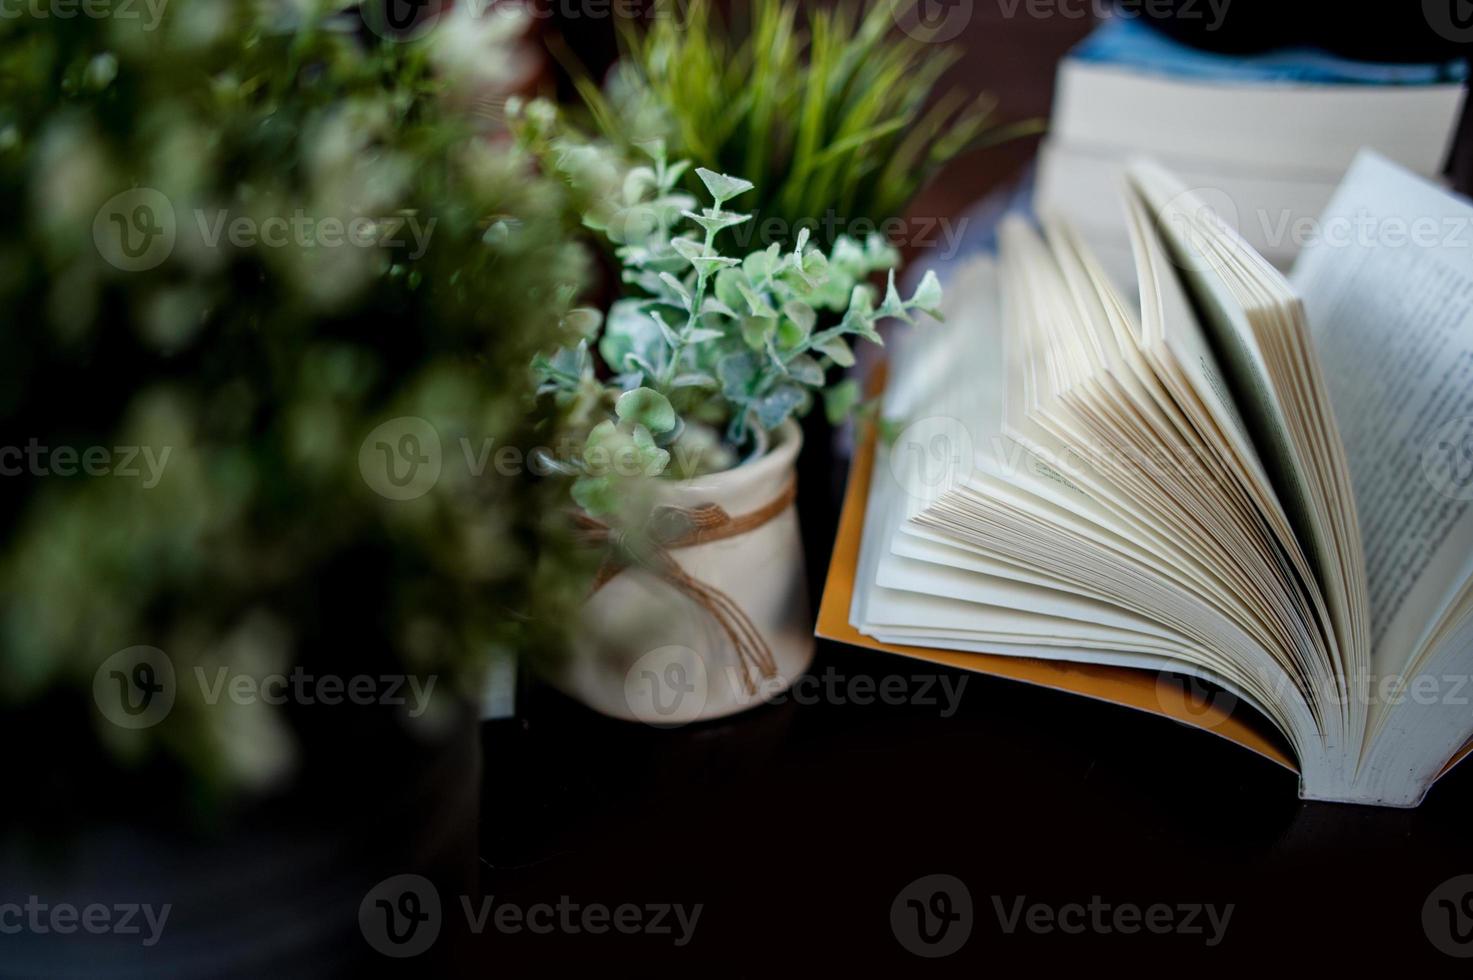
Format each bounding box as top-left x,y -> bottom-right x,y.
575,476 -> 798,695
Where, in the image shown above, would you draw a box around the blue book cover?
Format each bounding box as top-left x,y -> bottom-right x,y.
1073,17 -> 1467,86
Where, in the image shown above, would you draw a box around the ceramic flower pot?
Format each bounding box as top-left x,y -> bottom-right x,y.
540,420 -> 815,724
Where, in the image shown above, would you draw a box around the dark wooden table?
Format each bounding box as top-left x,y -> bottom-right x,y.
473,7 -> 1473,974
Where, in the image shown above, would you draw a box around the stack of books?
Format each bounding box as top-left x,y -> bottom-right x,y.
1034,18 -> 1467,285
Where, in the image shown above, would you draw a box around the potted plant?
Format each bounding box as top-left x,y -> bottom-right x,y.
521,119 -> 943,723
550,0 -> 1040,634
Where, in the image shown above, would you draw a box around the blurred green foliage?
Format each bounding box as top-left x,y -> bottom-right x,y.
0,2 -> 593,807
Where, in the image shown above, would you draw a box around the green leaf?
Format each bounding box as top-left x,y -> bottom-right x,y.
685,327 -> 725,344
865,234 -> 900,269
878,269 -> 913,323
649,309 -> 682,350
671,237 -> 708,263
717,351 -> 760,398
714,267 -> 746,311
682,209 -> 752,237
630,424 -> 671,476
601,300 -> 666,376
823,379 -> 861,425
911,269 -> 943,318
755,384 -> 807,429
794,244 -> 829,288
615,387 -> 676,434
829,236 -> 868,277
763,243 -> 784,276
735,278 -> 778,319
690,255 -> 742,277
562,307 -> 603,339
572,476 -> 618,517
671,372 -> 718,390
637,139 -> 667,165
740,315 -> 777,350
657,272 -> 693,311
584,419 -> 622,456
777,317 -> 806,350
763,334 -> 788,374
785,354 -> 825,387
662,159 -> 691,190
743,248 -> 775,282
847,318 -> 884,345
782,300 -> 816,337
701,296 -> 739,319
622,167 -> 658,205
815,335 -> 855,367
696,168 -> 755,207
533,342 -> 589,388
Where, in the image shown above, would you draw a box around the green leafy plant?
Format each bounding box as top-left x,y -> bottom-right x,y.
576,0 -> 1040,249
530,137 -> 942,517
0,4 -> 590,814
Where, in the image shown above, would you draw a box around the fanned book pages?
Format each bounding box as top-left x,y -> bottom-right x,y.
820,151 -> 1473,807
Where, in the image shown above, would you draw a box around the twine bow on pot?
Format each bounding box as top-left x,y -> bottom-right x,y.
574,476 -> 797,696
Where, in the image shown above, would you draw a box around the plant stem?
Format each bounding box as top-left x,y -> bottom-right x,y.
657,219 -> 718,390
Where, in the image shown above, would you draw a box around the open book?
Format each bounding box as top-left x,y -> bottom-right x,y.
824,152 -> 1473,807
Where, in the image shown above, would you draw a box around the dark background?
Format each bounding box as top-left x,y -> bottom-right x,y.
473,2 -> 1473,973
